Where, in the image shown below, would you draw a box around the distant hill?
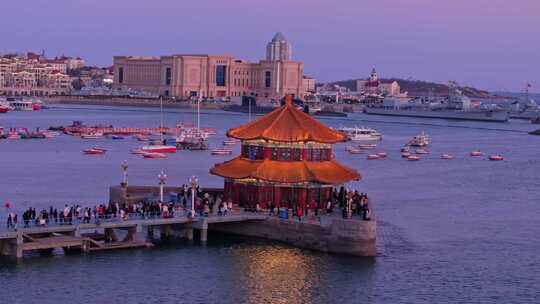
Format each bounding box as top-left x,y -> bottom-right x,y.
327,78 -> 496,99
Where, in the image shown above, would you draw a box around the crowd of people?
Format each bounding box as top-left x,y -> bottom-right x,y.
5,201 -> 180,229
3,190 -> 235,230
237,187 -> 371,222
4,187 -> 371,230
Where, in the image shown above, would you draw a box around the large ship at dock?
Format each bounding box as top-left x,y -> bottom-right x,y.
508,84 -> 540,121
365,82 -> 509,122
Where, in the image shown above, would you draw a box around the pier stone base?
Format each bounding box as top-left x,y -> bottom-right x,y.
210,217 -> 376,257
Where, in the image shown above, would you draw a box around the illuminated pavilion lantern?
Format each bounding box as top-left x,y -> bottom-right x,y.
210,95 -> 360,209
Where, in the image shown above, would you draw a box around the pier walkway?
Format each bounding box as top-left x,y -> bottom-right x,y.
0,212 -> 267,258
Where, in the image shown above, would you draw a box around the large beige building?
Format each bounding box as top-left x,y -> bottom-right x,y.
113,34 -> 307,100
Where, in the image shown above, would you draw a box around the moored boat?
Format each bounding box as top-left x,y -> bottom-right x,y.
359,143 -> 377,150
441,154 -> 454,160
470,150 -> 483,157
407,155 -> 421,161
211,147 -> 233,155
489,155 -> 504,161
337,126 -> 383,142
141,145 -> 177,153
142,152 -> 168,159
81,132 -> 104,139
408,131 -> 430,147
415,148 -> 429,155
367,154 -> 381,160
346,146 -> 363,154
7,131 -> 21,140
83,147 -> 106,155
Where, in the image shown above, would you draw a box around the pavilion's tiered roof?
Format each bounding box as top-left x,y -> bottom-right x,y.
226,96 -> 346,143
210,157 -> 360,185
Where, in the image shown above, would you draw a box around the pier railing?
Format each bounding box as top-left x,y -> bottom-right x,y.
0,211 -> 190,232
1,207 -> 372,233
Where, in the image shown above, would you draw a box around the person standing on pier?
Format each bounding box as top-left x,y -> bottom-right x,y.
227,200 -> 233,215
296,205 -> 303,221
6,213 -> 13,228
326,199 -> 333,214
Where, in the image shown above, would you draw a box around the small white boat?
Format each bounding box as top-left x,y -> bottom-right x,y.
367,154 -> 380,160
211,148 -> 233,155
489,155 -> 504,161
346,146 -> 363,154
377,152 -> 387,158
81,132 -> 104,139
408,131 -> 430,147
223,139 -> 238,146
401,152 -> 412,158
407,155 -> 421,161
142,152 -> 168,159
359,144 -> 377,150
337,126 -> 383,142
470,151 -> 483,157
441,154 -> 454,160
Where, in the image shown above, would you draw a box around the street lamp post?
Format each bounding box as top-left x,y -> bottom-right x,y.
189,176 -> 198,218
121,160 -> 129,187
158,170 -> 167,202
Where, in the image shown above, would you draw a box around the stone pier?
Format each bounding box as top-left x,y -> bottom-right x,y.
0,212 -> 375,259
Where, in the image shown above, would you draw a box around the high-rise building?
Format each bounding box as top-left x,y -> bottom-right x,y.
266,32 -> 292,61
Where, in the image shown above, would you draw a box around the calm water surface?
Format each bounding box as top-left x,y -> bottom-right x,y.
0,105 -> 539,303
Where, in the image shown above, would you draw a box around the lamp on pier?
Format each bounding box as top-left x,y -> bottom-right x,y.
120,160 -> 129,187
189,176 -> 198,218
158,170 -> 167,202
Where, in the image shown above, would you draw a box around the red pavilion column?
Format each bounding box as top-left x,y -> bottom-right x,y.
273,186 -> 281,207
298,187 -> 307,208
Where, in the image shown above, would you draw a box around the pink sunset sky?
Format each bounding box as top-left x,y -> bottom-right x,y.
2,0 -> 539,92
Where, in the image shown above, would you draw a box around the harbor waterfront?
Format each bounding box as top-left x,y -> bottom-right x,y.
0,104 -> 539,303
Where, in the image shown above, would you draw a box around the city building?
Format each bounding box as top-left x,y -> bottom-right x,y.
357,68 -> 402,97
64,57 -> 85,70
210,95 -> 360,208
303,76 -> 316,94
266,32 -> 292,61
113,33 -> 309,100
0,54 -> 72,96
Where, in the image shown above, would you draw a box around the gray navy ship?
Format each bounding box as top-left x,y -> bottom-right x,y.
364,82 -> 509,122
508,84 -> 540,121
